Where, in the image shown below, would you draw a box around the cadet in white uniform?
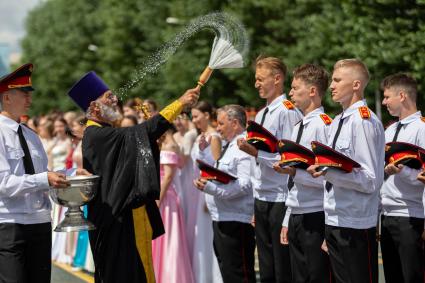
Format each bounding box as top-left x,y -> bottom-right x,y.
274,64 -> 332,282
380,73 -> 425,283
0,64 -> 71,283
194,104 -> 255,283
308,59 -> 385,283
238,56 -> 302,283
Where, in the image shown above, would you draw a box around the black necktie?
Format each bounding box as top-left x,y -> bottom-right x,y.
17,125 -> 35,174
216,142 -> 230,168
288,121 -> 304,190
325,118 -> 345,192
384,122 -> 404,181
392,122 -> 403,142
260,107 -> 269,126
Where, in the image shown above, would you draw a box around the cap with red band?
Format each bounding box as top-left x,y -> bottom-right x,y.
311,141 -> 361,173
246,121 -> 278,153
0,63 -> 34,94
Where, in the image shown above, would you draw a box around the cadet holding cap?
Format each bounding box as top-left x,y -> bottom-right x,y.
307,59 -> 385,283
272,64 -> 332,282
194,105 -> 255,282
67,71 -> 199,283
237,56 -> 302,283
380,73 -> 425,283
0,64 -> 83,283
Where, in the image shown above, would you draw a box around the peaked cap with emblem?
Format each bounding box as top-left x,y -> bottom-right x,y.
0,63 -> 34,94
385,142 -> 425,170
246,120 -> 278,153
311,141 -> 361,173
196,159 -> 237,184
277,139 -> 315,169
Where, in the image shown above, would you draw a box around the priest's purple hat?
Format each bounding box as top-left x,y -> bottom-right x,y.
68,71 -> 109,111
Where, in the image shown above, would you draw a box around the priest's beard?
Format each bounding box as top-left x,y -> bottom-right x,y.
98,102 -> 123,123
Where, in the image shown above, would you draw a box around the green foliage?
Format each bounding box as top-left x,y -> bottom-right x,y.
21,0 -> 425,123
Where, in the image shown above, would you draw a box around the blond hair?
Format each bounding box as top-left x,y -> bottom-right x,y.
333,59 -> 370,85
255,55 -> 287,79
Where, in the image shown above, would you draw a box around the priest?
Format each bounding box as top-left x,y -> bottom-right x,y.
67,71 -> 199,283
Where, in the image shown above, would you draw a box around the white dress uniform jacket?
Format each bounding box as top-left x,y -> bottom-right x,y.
204,132 -> 254,223
323,100 -> 385,229
252,94 -> 302,202
381,111 -> 425,218
0,114 -> 51,224
282,107 -> 330,227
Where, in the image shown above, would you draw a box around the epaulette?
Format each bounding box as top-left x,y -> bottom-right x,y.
283,100 -> 295,110
421,117 -> 425,123
358,106 -> 370,119
319,114 -> 332,125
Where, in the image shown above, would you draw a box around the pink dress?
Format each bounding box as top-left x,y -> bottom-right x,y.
152,151 -> 195,283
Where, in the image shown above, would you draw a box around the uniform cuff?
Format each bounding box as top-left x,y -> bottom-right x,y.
159,100 -> 183,123
35,172 -> 50,190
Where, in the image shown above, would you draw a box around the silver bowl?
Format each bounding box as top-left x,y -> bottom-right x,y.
49,175 -> 99,232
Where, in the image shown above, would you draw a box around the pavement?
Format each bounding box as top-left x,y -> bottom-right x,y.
51,248 -> 386,283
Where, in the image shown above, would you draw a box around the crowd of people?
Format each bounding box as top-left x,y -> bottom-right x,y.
0,55 -> 425,283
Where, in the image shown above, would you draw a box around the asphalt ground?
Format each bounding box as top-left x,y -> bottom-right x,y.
51,247 -> 386,283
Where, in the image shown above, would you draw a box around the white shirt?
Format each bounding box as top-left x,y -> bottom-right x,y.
251,94 -> 303,202
381,111 -> 425,218
282,107 -> 330,227
323,100 -> 385,229
203,132 -> 254,223
0,114 -> 51,224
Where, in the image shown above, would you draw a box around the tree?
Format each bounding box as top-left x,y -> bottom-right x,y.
21,0 -> 425,122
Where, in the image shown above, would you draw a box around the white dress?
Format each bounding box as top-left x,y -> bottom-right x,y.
175,129 -> 197,237
190,132 -> 223,283
50,138 -> 73,264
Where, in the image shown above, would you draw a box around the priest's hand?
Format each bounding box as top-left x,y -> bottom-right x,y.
178,88 -> 200,107
417,171 -> 425,185
193,178 -> 208,191
307,165 -> 326,178
273,162 -> 296,176
237,138 -> 258,157
48,172 -> 70,188
76,168 -> 92,176
384,163 -> 403,176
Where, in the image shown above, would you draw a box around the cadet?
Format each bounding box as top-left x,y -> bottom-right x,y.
238,56 -> 302,283
380,73 -> 425,283
308,59 -> 385,283
274,64 -> 332,282
0,64 -> 72,283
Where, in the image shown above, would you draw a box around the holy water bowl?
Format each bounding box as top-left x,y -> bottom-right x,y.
49,175 -> 99,232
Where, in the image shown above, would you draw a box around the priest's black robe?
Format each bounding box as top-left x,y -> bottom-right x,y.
82,114 -> 171,283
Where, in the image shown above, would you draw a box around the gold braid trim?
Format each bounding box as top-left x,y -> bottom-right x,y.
159,100 -> 183,123
133,207 -> 155,283
86,120 -> 102,127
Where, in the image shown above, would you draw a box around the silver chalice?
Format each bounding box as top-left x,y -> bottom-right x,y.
49,175 -> 99,232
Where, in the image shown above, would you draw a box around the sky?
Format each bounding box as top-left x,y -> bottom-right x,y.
0,0 -> 42,59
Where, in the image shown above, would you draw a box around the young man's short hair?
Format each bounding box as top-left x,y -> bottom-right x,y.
333,58 -> 370,85
255,55 -> 287,80
293,64 -> 329,96
380,73 -> 417,101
